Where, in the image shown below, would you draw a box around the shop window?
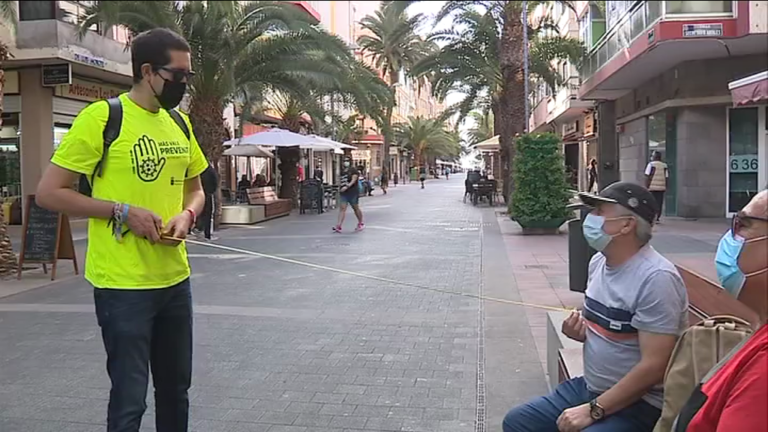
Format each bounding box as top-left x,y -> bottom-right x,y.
728,107 -> 759,213
0,115 -> 21,198
665,1 -> 733,15
19,1 -> 56,21
53,125 -> 70,151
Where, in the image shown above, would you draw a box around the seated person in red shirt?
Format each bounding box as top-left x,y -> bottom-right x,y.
676,189 -> 768,432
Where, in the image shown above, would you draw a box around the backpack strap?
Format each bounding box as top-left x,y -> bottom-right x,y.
167,109 -> 191,141
93,97 -> 123,180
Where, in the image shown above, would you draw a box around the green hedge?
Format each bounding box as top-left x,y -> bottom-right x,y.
509,133 -> 572,223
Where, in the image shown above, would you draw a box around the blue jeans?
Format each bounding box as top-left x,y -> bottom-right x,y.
502,377 -> 660,432
94,279 -> 193,432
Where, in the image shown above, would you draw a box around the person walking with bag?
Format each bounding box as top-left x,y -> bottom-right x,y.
333,158 -> 364,233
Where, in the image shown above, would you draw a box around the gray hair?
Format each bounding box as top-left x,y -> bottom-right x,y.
615,206 -> 653,245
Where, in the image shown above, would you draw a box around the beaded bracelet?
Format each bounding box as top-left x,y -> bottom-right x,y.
111,202 -> 129,242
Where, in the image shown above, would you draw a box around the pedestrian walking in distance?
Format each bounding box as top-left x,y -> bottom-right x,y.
199,162 -> 219,240
645,151 -> 668,223
36,28 -> 207,432
419,166 -> 427,189
380,170 -> 389,195
334,158 -> 364,232
587,158 -> 598,193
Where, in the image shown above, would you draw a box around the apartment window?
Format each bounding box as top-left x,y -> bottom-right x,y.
19,1 -> 56,21
580,2 -> 606,49
666,1 -> 733,15
58,1 -> 98,31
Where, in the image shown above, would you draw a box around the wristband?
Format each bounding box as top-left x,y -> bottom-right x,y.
111,203 -> 127,242
184,208 -> 197,225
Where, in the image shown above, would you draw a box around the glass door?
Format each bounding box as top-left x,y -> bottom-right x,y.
727,107 -> 760,214
647,112 -> 677,215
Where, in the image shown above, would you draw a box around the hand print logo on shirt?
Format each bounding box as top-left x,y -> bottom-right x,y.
131,135 -> 167,182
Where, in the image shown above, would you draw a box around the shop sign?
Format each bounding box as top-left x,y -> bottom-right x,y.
683,23 -> 723,38
351,149 -> 370,160
729,154 -> 758,173
72,53 -> 107,68
562,121 -> 579,136
389,147 -> 399,156
54,78 -> 127,103
42,64 -> 72,87
583,112 -> 596,137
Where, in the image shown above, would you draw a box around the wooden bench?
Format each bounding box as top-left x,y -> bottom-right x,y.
246,187 -> 292,220
550,264 -> 759,389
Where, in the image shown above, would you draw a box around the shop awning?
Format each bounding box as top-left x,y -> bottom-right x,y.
728,71 -> 768,107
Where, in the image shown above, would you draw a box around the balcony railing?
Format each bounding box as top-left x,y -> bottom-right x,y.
581,1 -> 663,79
581,1 -> 737,80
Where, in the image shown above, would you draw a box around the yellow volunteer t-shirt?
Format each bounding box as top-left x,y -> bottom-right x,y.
51,93 -> 208,289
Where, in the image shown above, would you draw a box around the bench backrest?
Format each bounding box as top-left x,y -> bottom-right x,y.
675,265 -> 759,326
247,187 -> 279,204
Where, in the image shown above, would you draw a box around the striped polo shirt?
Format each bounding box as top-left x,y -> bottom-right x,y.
583,245 -> 688,408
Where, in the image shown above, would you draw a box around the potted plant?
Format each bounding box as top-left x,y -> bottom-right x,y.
509,133 -> 572,235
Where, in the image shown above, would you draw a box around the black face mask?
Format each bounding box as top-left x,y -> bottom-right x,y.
150,76 -> 187,110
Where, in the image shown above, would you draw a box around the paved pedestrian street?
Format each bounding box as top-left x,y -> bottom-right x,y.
0,179 -> 551,432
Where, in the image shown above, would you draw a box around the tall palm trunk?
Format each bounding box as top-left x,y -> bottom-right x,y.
278,117 -> 302,207
188,95 -> 226,225
498,4 -> 526,204
0,42 -> 17,276
382,105 -> 393,178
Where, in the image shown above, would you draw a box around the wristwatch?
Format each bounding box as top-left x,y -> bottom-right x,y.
589,399 -> 605,421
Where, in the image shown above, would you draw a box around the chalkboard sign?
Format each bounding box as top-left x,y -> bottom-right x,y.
17,195 -> 78,281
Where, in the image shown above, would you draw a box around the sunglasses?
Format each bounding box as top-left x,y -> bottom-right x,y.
731,212 -> 768,234
153,66 -> 196,82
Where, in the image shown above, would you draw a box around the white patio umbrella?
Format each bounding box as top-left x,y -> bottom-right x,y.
472,135 -> 500,152
223,144 -> 273,158
223,128 -> 318,147
308,135 -> 356,150
305,135 -> 356,154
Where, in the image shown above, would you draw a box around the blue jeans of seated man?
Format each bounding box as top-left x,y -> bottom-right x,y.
94,279 -> 193,432
502,377 -> 661,432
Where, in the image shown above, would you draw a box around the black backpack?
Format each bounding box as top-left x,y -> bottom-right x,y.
78,97 -> 191,196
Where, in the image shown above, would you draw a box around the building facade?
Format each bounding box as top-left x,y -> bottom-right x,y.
528,2 -> 595,191
575,0 -> 768,217
1,1 -> 133,211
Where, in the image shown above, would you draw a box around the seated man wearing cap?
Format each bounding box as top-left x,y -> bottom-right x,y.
503,182 -> 689,432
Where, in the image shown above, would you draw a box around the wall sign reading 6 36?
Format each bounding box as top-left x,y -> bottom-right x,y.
729,155 -> 758,173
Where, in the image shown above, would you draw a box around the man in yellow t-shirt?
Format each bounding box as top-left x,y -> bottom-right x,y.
37,29 -> 206,432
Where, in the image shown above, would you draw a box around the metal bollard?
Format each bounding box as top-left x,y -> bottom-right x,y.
567,206 -> 597,293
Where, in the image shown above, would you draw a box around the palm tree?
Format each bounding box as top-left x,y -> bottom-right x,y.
414,1 -> 583,201
78,1 -> 379,164
329,115 -> 365,145
466,110 -> 495,147
0,0 -> 16,276
357,0 -> 432,179
394,116 -> 460,168
0,0 -> 16,130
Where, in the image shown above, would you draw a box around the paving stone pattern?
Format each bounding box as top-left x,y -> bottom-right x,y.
0,179 -> 547,431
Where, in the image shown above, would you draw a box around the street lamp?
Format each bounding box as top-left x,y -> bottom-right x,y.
522,1 -> 530,134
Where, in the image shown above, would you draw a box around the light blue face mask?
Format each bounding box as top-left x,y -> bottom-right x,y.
583,213 -> 613,251
715,231 -> 754,297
